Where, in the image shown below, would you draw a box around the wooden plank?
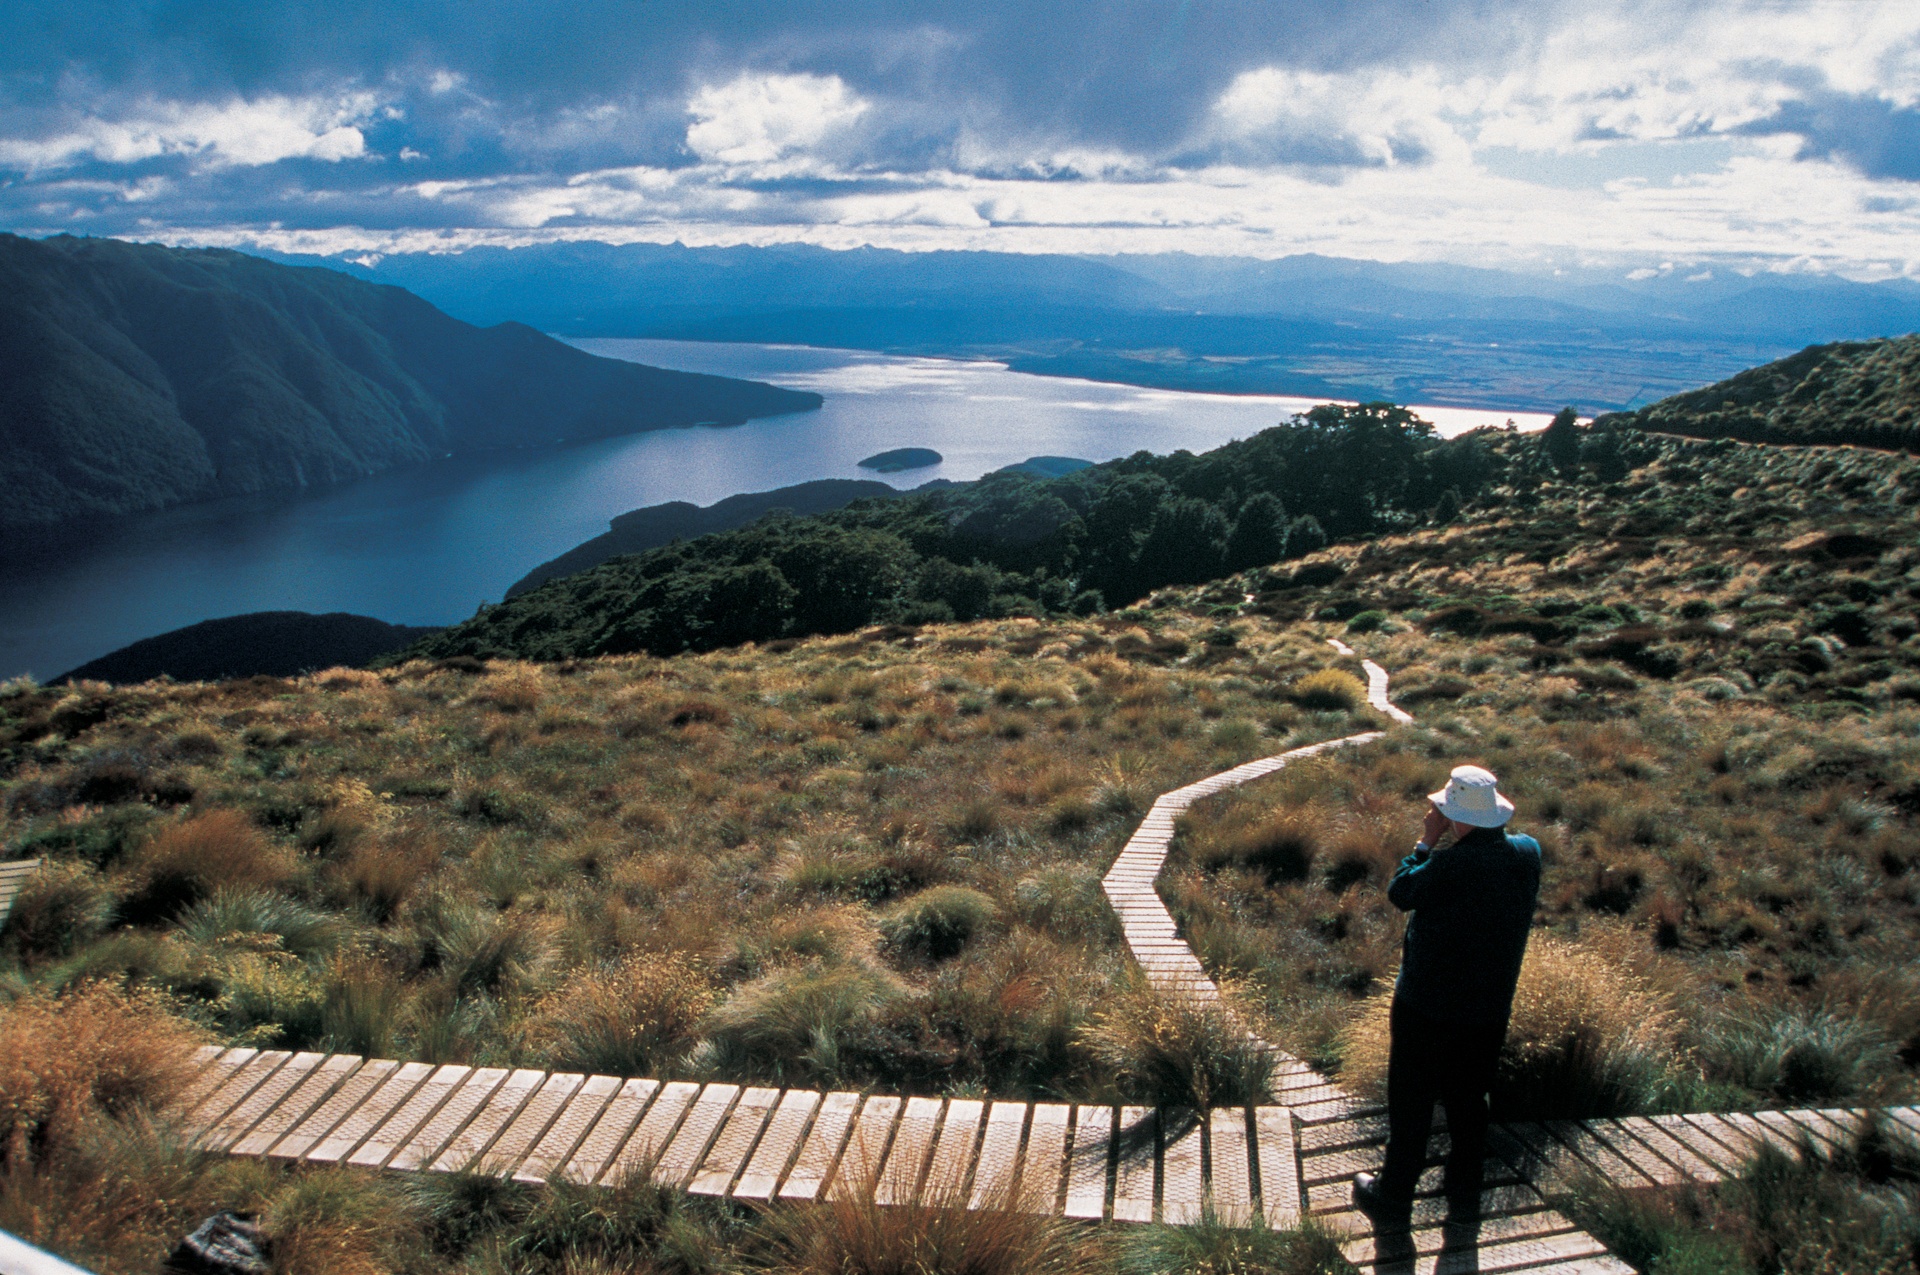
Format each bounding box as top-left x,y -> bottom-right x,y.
1679,1112 -> 1765,1164
307,1061 -> 435,1164
560,1077 -> 660,1186
430,1068 -> 545,1173
1323,1185 -> 1548,1242
385,1067 -> 508,1173
516,1074 -> 621,1184
690,1086 -> 779,1197
0,859 -> 40,923
1541,1120 -> 1656,1188
1209,1108 -> 1253,1225
1340,1205 -> 1577,1265
349,1064 -> 473,1169
1792,1109 -> 1856,1148
1588,1119 -> 1685,1185
829,1095 -> 902,1201
478,1072 -> 585,1177
187,1049 -> 285,1130
652,1084 -> 740,1189
269,1058 -> 399,1160
598,1080 -> 699,1186
1064,1105 -> 1114,1220
1255,1106 -> 1299,1226
734,1089 -> 821,1201
198,1052 -> 324,1152
1017,1103 -> 1071,1215
1633,1116 -> 1724,1181
175,1047 -> 255,1119
1721,1111 -> 1801,1157
1488,1123 -> 1576,1192
1753,1109 -> 1831,1155
922,1099 -> 985,1207
1161,1114 -> 1204,1225
968,1102 -> 1025,1211
780,1091 -> 861,1202
1111,1105 -> 1156,1223
1653,1114 -> 1748,1174
875,1096 -> 944,1206
430,1067 -> 545,1175
231,1053 -> 362,1157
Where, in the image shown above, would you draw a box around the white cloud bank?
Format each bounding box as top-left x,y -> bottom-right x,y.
685,73 -> 868,165
2,1 -> 1918,276
0,92 -> 380,172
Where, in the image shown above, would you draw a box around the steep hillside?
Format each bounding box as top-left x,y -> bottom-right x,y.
1596,333 -> 1919,449
56,612 -> 442,684
0,235 -> 820,531
400,402 -> 1498,662
505,477 -> 905,598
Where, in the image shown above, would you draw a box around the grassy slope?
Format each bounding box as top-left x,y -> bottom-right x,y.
1597,332 -> 1920,449
6,430 -> 1920,1272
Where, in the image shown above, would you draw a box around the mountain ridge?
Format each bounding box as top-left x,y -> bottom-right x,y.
0,235 -> 821,531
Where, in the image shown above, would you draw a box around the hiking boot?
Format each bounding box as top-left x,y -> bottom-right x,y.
1352,1172 -> 1413,1227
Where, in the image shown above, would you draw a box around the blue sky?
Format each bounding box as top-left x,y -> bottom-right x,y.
2,0 -> 1916,277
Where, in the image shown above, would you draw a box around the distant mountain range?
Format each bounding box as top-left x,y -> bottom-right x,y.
0,235 -> 820,532
288,242 -> 1920,414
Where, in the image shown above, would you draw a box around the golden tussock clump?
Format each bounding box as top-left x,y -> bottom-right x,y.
1338,935 -> 1677,1119
0,984 -> 208,1163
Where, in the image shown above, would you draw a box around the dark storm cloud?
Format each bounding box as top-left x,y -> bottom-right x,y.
1739,90 -> 1920,182
0,0 -> 1550,162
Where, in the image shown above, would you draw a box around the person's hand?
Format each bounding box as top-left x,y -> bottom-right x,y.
1421,802 -> 1449,847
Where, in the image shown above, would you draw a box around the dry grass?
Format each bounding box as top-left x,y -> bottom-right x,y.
0,984 -> 207,1161
748,1191 -> 1112,1275
1339,935 -> 1678,1119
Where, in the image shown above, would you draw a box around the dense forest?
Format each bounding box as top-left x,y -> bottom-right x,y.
400,402 -> 1612,662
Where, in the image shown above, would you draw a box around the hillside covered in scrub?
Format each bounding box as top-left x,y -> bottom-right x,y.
398,401 -> 1520,663
5,428 -> 1920,1269
0,235 -> 820,531
1597,332 -> 1920,450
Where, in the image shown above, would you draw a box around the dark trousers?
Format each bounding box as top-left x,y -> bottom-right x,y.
1377,997 -> 1508,1202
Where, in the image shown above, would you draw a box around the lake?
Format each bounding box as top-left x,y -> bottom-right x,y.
1,340 -> 1554,680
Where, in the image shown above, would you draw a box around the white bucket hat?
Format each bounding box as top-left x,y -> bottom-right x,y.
1429,764 -> 1515,828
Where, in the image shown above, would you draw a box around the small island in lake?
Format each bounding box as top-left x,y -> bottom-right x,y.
858,447 -> 943,472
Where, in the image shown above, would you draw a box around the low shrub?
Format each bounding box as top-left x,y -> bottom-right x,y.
703,961 -> 909,1084
0,985 -> 207,1163
1339,936 -> 1676,1119
882,885 -> 1001,961
1119,1213 -> 1356,1275
1,860 -> 112,962
749,1192 -> 1108,1275
174,887 -> 343,959
1345,609 -> 1388,634
1290,669 -> 1367,712
1697,1003 -> 1902,1105
529,952 -> 718,1077
1079,981 -> 1275,1109
121,810 -> 296,925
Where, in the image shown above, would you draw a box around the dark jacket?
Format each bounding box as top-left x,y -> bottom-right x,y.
1388,825 -> 1542,1024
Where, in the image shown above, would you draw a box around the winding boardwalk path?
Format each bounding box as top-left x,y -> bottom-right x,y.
73,639 -> 1919,1271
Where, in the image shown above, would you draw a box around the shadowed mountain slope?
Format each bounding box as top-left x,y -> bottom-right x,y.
57,612 -> 442,684
1596,333 -> 1919,449
0,235 -> 820,531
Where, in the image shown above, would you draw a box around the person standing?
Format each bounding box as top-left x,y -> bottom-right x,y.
1353,764 -> 1541,1225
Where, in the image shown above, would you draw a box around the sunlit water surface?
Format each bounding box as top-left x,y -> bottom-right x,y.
2,340 -> 1551,679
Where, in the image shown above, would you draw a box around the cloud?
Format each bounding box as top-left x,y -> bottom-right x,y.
685,73 -> 868,166
0,1 -> 1917,276
0,91 -> 381,172
1739,91 -> 1920,181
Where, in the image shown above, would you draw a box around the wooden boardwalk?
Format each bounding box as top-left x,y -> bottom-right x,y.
172,1042 -> 1302,1224
0,857 -> 40,926
86,639 -> 1920,1272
